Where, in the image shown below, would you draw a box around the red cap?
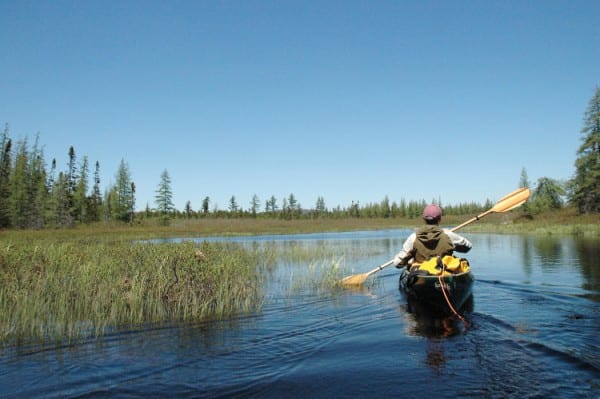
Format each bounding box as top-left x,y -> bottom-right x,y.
423,204 -> 442,221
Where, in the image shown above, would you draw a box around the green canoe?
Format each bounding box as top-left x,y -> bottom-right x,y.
399,267 -> 474,315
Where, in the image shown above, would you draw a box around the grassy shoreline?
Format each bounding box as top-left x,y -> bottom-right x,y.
3,209 -> 598,241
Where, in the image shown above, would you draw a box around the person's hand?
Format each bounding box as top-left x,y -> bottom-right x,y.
392,255 -> 403,268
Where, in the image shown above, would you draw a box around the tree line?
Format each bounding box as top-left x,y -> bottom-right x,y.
0,129 -> 136,228
1,87 -> 598,229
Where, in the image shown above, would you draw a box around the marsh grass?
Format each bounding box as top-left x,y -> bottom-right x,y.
286,256 -> 348,295
0,239 -> 263,346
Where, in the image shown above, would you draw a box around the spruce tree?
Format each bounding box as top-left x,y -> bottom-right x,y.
228,195 -> 238,215
66,146 -> 77,220
155,169 -> 174,215
29,135 -> 48,228
202,196 -> 210,215
74,156 -> 89,223
519,167 -> 531,213
88,161 -> 102,222
10,139 -> 31,228
569,87 -> 600,213
110,159 -> 135,222
250,194 -> 260,217
0,127 -> 12,227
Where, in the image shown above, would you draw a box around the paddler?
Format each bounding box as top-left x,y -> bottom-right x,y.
392,204 -> 472,270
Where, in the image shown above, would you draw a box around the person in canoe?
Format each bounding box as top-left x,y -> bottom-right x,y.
392,204 -> 472,270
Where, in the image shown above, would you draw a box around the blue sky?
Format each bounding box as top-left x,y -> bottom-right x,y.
1,1 -> 598,212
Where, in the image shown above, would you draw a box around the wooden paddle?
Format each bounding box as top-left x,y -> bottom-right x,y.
340,187 -> 531,286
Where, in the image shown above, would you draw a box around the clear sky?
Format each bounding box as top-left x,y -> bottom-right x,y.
1,1 -> 598,212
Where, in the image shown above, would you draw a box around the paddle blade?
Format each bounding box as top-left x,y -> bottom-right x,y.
341,273 -> 369,286
491,187 -> 530,213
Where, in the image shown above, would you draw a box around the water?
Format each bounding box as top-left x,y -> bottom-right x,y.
2,231 -> 599,398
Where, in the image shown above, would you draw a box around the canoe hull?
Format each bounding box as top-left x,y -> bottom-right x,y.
399,268 -> 474,315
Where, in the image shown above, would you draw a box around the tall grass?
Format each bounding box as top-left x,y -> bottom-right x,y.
286,257 -> 348,295
0,239 -> 263,346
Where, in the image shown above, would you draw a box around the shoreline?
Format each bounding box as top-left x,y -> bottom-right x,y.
1,211 -> 599,242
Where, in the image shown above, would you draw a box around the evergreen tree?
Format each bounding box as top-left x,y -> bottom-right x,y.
250,194 -> 260,217
45,159 -> 58,225
530,177 -> 565,213
47,159 -> 56,193
399,198 -> 407,217
129,182 -> 136,223
184,200 -> 193,218
228,195 -> 238,215
155,169 -> 175,215
0,126 -> 12,228
519,167 -> 531,189
315,196 -> 326,216
110,159 -> 135,222
281,197 -> 288,219
87,161 -> 102,222
52,171 -> 71,226
287,193 -> 299,218
66,146 -> 77,220
349,200 -> 360,218
202,196 -> 210,215
288,193 -> 297,210
10,139 -> 31,228
569,87 -> 600,213
380,196 -> 391,218
74,156 -> 89,223
29,135 -> 48,228
265,195 -> 278,214
519,167 -> 531,213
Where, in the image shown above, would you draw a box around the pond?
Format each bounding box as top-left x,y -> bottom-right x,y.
1,230 -> 599,398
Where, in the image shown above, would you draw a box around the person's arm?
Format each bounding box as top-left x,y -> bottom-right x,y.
445,229 -> 472,253
392,233 -> 416,266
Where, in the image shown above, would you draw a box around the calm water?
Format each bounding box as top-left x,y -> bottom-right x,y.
1,230 -> 599,398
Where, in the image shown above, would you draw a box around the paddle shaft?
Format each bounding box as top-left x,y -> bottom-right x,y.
449,209 -> 493,232
365,260 -> 394,277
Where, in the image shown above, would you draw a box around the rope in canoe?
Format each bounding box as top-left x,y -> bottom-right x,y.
438,262 -> 469,329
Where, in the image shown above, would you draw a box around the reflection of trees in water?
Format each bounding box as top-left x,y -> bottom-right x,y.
575,238 -> 600,295
532,236 -> 564,271
519,235 -> 600,297
521,236 -> 533,278
521,235 -> 571,270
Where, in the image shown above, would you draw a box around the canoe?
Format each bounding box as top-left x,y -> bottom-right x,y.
399,267 -> 474,315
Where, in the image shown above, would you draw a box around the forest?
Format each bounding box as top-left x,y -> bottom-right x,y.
1,87 -> 598,229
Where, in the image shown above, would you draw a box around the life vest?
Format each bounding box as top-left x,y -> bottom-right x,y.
415,255 -> 471,276
411,225 -> 454,263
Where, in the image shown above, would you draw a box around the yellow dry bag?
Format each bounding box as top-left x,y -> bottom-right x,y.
416,255 -> 470,276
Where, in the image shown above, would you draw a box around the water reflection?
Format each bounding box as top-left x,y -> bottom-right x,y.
575,238 -> 600,297
400,296 -> 474,374
424,338 -> 447,374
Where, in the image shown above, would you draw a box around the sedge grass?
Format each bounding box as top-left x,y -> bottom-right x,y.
0,240 -> 263,346
286,257 -> 348,295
